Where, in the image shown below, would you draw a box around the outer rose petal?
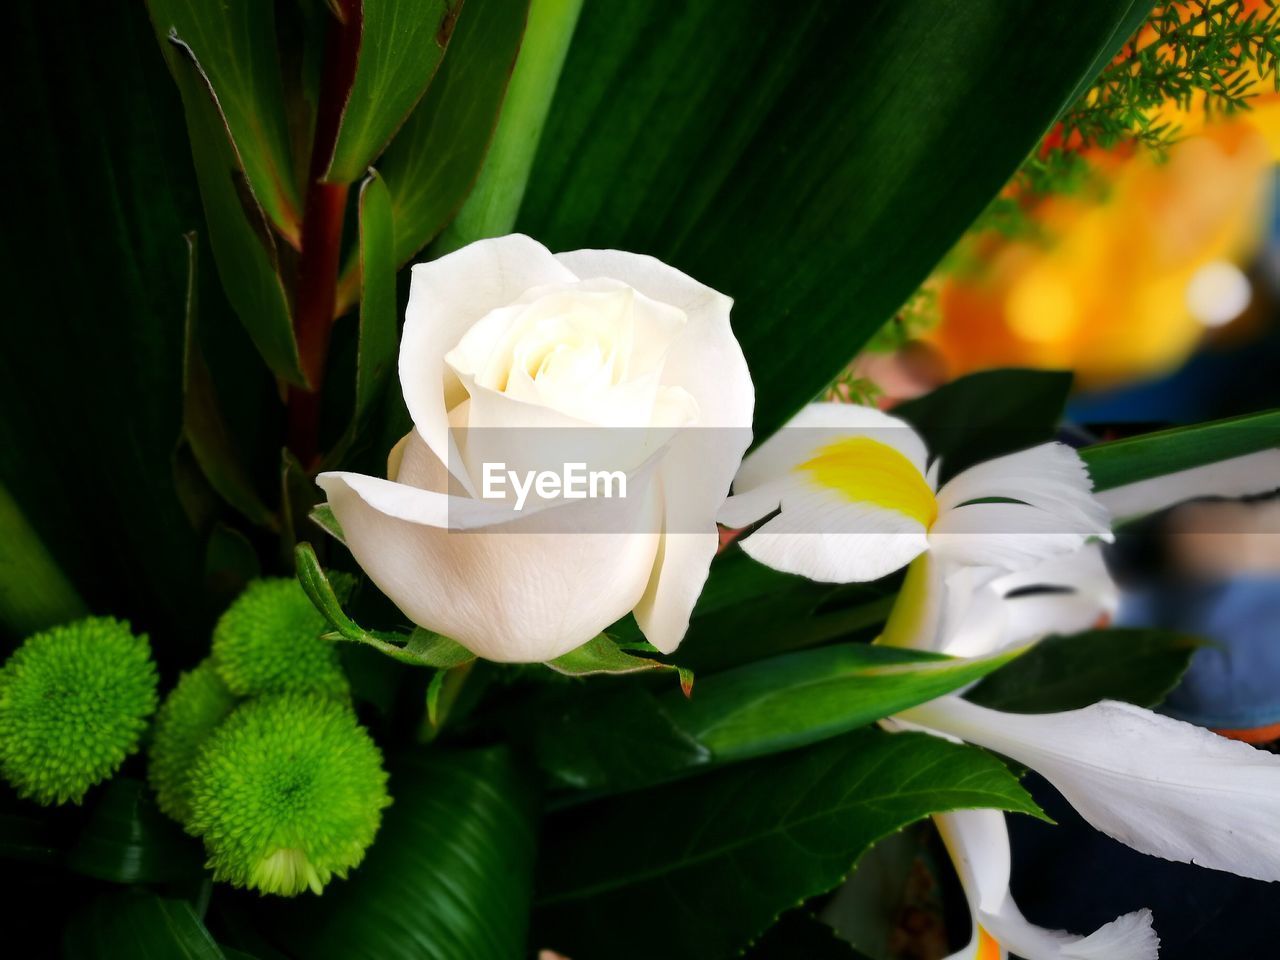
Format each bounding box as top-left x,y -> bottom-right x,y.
555,249 -> 754,653
400,235 -> 577,491
317,435 -> 662,663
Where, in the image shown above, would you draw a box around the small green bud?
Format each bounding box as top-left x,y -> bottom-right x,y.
188,693 -> 390,896
0,617 -> 158,805
212,578 -> 348,700
148,659 -> 236,826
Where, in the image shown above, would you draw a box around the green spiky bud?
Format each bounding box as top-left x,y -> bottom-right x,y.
0,617 -> 158,805
211,578 -> 348,700
148,659 -> 237,826
188,693 -> 390,896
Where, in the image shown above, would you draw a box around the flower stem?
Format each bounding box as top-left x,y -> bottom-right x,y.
287,0 -> 361,468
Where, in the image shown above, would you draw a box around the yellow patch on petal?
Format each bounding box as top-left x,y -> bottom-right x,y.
798,436 -> 937,527
976,926 -> 1003,960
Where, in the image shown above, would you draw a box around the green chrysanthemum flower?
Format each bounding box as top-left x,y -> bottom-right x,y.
148,659 -> 237,826
211,578 -> 348,700
0,617 -> 158,805
188,693 -> 390,896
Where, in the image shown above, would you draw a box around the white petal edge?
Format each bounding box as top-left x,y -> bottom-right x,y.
936,808 -> 1158,960
901,696 -> 1280,883
1097,448 -> 1280,523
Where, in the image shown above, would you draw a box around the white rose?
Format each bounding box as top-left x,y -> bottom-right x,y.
316,235 -> 754,662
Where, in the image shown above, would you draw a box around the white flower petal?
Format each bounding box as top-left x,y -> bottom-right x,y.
317,436 -> 662,663
937,809 -> 1158,960
401,235 -> 578,490
1098,448 -> 1280,523
928,502 -> 1107,571
557,248 -> 754,653
902,696 -> 1280,882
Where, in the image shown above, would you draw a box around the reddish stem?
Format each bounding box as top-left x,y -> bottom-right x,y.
287,0 -> 362,468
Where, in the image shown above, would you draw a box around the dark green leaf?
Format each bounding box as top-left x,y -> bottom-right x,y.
534,728 -> 1043,960
893,369 -> 1074,482
1082,409 -> 1280,491
63,891 -> 225,960
308,503 -> 346,544
294,543 -> 474,667
661,642 -> 1024,765
326,171 -> 398,465
0,479 -> 86,637
536,684 -> 711,793
336,0 -> 530,310
155,30 -> 305,386
276,747 -> 538,960
966,628 -> 1203,714
146,0 -> 302,242
67,778 -> 204,884
519,0 -> 1152,437
179,234 -> 277,527
324,0 -> 459,184
433,0 -> 584,254
746,911 -> 873,959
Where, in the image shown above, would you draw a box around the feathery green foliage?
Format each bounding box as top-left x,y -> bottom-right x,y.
187,694 -> 391,896
211,578 -> 348,700
0,617 -> 158,805
147,659 -> 237,826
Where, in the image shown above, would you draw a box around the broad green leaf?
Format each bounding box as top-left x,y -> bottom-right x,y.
893,369 -> 1074,482
433,0 -> 584,255
326,171 -> 398,466
1082,408 -> 1280,491
157,35 -> 305,386
661,642 -> 1024,765
146,0 -> 301,243
0,1 -> 208,638
519,0 -> 1152,438
67,778 -> 204,884
747,911 -> 874,959
324,0 -> 460,184
966,628 -> 1203,714
536,684 -> 711,793
63,891 -> 226,960
547,633 -> 692,692
179,234 -> 277,528
276,747 -> 538,960
294,543 -> 474,667
534,728 -> 1044,960
0,479 -> 86,637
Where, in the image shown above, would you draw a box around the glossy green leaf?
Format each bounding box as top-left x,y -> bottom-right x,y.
893,369 -> 1074,482
661,642 -> 1024,765
0,1 -> 207,638
63,891 -> 225,960
276,747 -> 538,960
433,0 -> 584,255
0,478 -> 86,637
146,0 -> 301,243
294,543 -> 474,667
966,628 -> 1203,714
179,234 -> 277,528
324,0 -> 459,184
534,728 -> 1043,960
1082,408 -> 1280,491
547,633 -> 692,692
336,0 -> 529,308
155,32 -> 305,386
327,171 -> 398,465
67,778 -> 204,884
747,911 -> 874,959
536,684 -> 711,793
519,0 -> 1152,438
